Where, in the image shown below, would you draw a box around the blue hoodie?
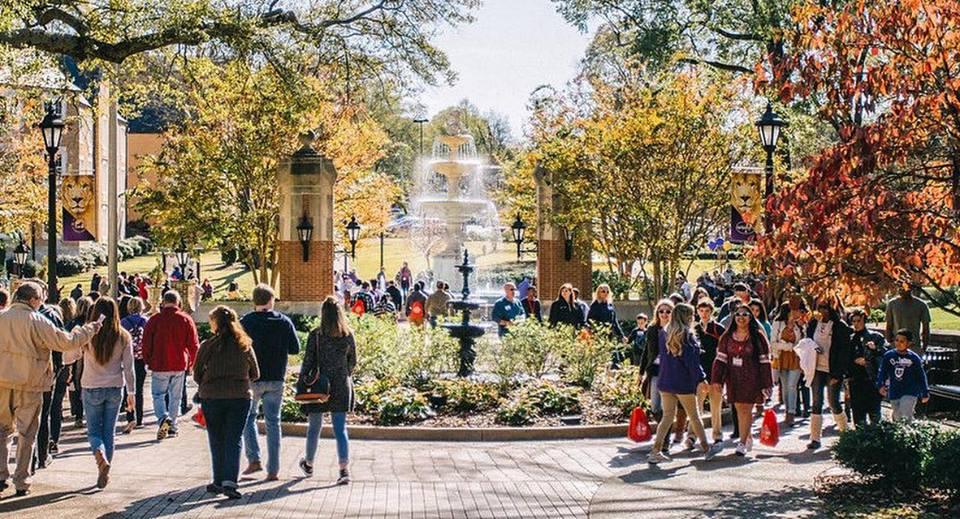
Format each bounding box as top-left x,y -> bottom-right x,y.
656,329 -> 707,395
876,348 -> 929,400
240,310 -> 301,382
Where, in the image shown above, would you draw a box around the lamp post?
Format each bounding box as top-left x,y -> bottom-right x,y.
39,100 -> 65,303
13,239 -> 29,278
561,227 -> 574,262
510,214 -> 537,261
174,238 -> 190,276
379,231 -> 385,272
756,102 -> 787,235
346,215 -> 361,259
296,214 -> 314,262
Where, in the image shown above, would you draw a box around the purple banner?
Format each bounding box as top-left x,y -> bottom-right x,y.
729,206 -> 757,244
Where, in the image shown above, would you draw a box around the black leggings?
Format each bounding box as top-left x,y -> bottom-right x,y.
124,359 -> 148,424
811,371 -> 843,415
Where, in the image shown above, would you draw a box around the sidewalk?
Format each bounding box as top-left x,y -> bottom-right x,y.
1,406 -> 840,518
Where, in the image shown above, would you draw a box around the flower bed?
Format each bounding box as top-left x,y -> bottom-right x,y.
279,317 -> 644,428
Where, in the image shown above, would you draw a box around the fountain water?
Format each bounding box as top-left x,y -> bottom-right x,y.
409,134 -> 501,293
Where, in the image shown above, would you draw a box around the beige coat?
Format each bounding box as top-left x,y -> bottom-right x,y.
0,302 -> 99,392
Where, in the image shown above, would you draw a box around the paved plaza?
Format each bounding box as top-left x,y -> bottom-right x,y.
1,405 -> 840,518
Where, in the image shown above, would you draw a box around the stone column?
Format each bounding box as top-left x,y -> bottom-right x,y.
278,132 -> 337,301
535,165 -> 593,302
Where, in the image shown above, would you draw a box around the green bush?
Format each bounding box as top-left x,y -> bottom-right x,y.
592,270 -> 633,300
196,322 -> 213,342
593,365 -> 645,417
21,259 -> 40,278
554,324 -> 616,388
350,315 -> 458,385
493,320 -> 558,383
56,255 -> 88,276
519,380 -> 581,415
280,395 -> 306,422
374,387 -> 432,425
289,314 -> 321,333
354,378 -> 395,414
117,241 -> 136,261
496,397 -> 538,426
430,379 -> 502,413
79,244 -> 107,268
926,429 -> 960,493
832,420 -> 942,488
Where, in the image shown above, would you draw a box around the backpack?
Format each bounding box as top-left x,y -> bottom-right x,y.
351,298 -> 366,316
410,300 -> 424,321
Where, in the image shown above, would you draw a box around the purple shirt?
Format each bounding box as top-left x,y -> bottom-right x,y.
656,329 -> 707,395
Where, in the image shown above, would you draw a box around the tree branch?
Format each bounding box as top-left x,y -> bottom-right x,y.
678,57 -> 752,74
713,27 -> 764,42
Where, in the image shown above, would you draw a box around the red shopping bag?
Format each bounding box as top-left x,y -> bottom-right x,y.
627,407 -> 652,442
759,408 -> 779,447
192,407 -> 207,428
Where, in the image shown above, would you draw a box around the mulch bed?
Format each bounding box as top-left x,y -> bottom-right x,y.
815,473 -> 959,518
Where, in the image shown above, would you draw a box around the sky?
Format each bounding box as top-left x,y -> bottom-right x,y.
418,0 -> 593,141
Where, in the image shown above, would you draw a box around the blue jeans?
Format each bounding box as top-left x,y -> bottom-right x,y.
202,398 -> 251,489
152,371 -> 185,431
649,376 -> 662,415
243,380 -> 284,475
305,412 -> 349,465
778,369 -> 802,415
811,370 -> 843,415
82,387 -> 123,462
891,395 -> 918,421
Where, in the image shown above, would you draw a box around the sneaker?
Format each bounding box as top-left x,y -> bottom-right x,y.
49,442 -> 59,454
242,462 -> 263,475
682,436 -> 696,451
168,429 -> 179,438
205,483 -> 223,494
647,451 -> 671,464
223,487 -> 242,500
298,459 -> 313,478
337,469 -> 350,485
735,443 -> 748,457
157,418 -> 171,440
14,489 -> 29,497
94,449 -> 111,489
122,421 -> 136,435
807,440 -> 821,450
705,442 -> 723,461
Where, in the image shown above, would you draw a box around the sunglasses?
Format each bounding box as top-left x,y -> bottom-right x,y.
657,309 -> 672,314
734,313 -> 751,318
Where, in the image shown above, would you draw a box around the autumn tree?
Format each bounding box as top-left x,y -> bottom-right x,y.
756,0 -> 960,314
0,90 -> 46,237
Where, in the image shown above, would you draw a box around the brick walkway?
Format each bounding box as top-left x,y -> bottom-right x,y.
1,404 -> 840,518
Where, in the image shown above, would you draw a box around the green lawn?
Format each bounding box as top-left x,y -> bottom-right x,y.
930,307 -> 960,331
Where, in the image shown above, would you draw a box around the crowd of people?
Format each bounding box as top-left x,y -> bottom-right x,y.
0,261 -> 938,499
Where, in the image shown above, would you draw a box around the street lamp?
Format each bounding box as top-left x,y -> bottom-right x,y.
511,214 -> 537,261
13,239 -> 30,278
174,238 -> 190,275
296,214 -> 314,262
39,100 -> 65,303
756,102 -> 787,235
346,215 -> 361,259
561,227 -> 574,262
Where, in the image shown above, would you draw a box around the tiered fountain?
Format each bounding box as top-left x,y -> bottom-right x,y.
444,249 -> 485,377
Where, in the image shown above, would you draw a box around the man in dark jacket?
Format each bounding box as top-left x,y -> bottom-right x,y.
142,291 -> 199,440
848,309 -> 887,427
240,284 -> 300,480
385,281 -> 403,310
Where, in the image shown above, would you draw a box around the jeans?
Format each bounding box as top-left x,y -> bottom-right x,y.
649,376 -> 662,415
51,366 -> 69,442
778,369 -> 802,416
82,387 -> 123,462
243,380 -> 284,475
891,396 -> 918,421
124,360 -> 148,424
850,380 -> 882,426
152,371 -> 185,430
202,398 -> 251,488
811,370 -> 843,415
305,412 -> 349,465
652,393 -> 706,452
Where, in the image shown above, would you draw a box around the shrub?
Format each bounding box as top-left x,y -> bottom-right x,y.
350,315 -> 459,385
280,395 -> 306,422
354,378 -> 395,414
56,255 -> 88,276
832,420 -> 941,488
926,429 -> 960,493
80,243 -> 107,267
593,365 -> 645,418
493,320 -> 557,383
374,387 -> 432,425
289,314 -> 321,333
21,259 -> 40,278
430,379 -> 502,413
554,324 -> 616,388
196,322 -> 213,342
519,380 -> 581,415
117,241 -> 136,261
496,397 -> 538,426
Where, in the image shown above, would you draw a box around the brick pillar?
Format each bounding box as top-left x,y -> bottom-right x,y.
277,131 -> 337,301
534,165 -> 592,300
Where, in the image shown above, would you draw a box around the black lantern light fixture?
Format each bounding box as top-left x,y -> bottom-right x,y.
13,239 -> 30,277
38,100 -> 65,303
174,238 -> 190,273
561,227 -> 573,261
296,214 -> 314,262
346,215 -> 361,259
510,214 -> 537,261
755,102 -> 787,235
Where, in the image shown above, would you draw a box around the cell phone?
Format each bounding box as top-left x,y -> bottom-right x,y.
96,314 -> 106,324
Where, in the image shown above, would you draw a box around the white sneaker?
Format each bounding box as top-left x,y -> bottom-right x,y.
704,442 -> 724,461
735,442 -> 748,457
647,451 -> 671,464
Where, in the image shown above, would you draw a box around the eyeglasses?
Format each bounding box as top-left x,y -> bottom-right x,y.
657,309 -> 672,314
734,313 -> 751,318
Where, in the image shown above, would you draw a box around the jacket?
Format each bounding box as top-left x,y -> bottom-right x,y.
522,298 -> 542,323
240,310 -> 301,382
64,330 -> 136,390
142,306 -> 199,372
586,301 -> 624,340
0,302 -> 99,392
656,331 -> 706,394
640,324 -> 665,377
850,328 -> 887,385
548,298 -> 585,328
877,349 -> 929,400
425,290 -> 452,318
299,331 -> 357,414
695,320 -> 724,382
794,338 -> 819,387
805,318 -> 854,379
193,335 -> 260,400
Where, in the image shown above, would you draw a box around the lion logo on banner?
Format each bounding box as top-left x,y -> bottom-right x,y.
61,175 -> 97,240
731,171 -> 763,226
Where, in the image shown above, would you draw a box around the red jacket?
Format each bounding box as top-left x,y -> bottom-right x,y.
142,306 -> 199,372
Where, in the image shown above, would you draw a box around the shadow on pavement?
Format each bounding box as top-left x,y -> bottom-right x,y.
703,485 -> 821,517
0,486 -> 98,513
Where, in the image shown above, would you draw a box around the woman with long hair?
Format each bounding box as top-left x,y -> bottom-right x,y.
587,283 -> 624,340
63,297 -> 135,489
770,302 -> 806,427
193,306 -> 260,499
647,303 -> 722,464
548,283 -> 585,329
804,298 -> 852,449
711,305 -> 774,456
640,299 -> 675,424
299,296 -> 357,485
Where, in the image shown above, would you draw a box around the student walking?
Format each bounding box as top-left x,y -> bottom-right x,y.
194,306 -> 260,499
142,291 -> 199,440
848,309 -> 887,426
64,297 -> 136,489
770,303 -> 805,427
694,298 -> 725,442
298,296 -> 357,486
120,297 -> 149,431
647,303 -> 723,464
877,329 -> 929,421
804,300 -> 853,449
641,299 -> 675,422
548,284 -> 585,329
